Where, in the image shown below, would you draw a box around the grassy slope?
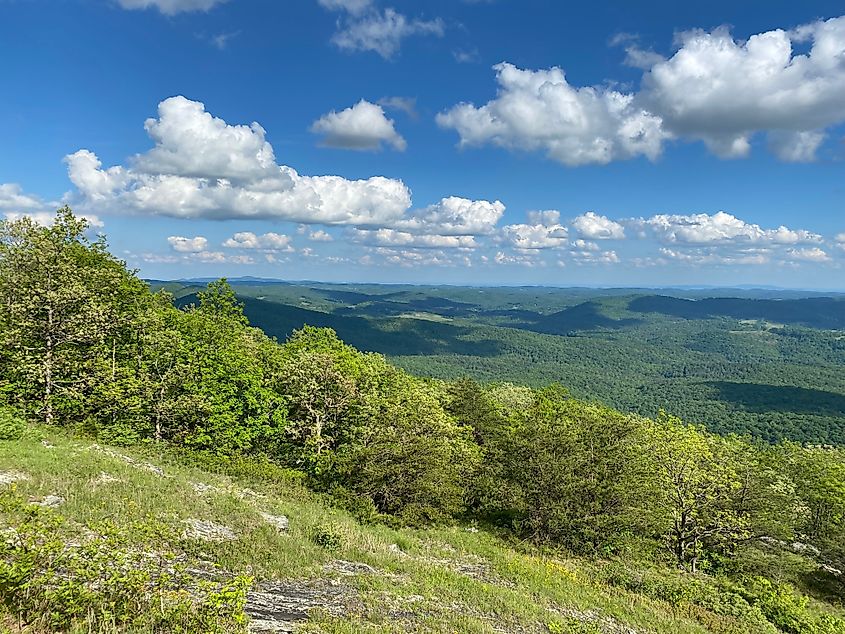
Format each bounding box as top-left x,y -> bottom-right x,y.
0,428 -> 797,634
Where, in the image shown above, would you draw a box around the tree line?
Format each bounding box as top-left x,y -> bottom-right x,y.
1,209 -> 844,583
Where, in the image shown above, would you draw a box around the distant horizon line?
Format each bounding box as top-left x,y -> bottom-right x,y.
142,276 -> 845,294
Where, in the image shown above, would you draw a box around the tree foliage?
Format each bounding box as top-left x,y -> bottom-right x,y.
1,208 -> 843,611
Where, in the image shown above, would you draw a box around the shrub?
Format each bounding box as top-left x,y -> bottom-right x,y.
0,407 -> 25,441
312,525 -> 343,552
737,577 -> 845,634
0,489 -> 250,632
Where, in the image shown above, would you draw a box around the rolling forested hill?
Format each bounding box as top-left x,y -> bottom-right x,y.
4,213 -> 844,633
156,280 -> 845,445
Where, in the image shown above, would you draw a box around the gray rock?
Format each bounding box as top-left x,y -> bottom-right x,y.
33,494 -> 65,508
0,471 -> 28,486
388,543 -> 408,557
324,560 -> 378,576
259,512 -> 289,532
182,518 -> 237,542
93,472 -> 121,485
246,579 -> 356,633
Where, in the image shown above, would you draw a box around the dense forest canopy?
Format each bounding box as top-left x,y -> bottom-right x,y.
1,209 -> 844,633
151,276 -> 845,445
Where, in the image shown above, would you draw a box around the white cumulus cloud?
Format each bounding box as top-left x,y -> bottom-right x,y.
396,196 -> 505,236
640,16 -> 845,160
0,183 -> 57,212
167,236 -> 208,253
223,231 -> 293,251
65,96 -> 412,226
352,228 -> 478,249
311,100 -> 406,151
501,222 -> 569,250
787,247 -> 831,262
571,211 -> 625,239
330,7 -> 444,59
437,62 -> 668,166
308,229 -> 333,242
3,211 -> 103,228
640,211 -> 822,245
442,16 -> 845,164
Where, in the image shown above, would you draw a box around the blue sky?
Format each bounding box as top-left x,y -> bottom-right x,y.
1,0 -> 844,288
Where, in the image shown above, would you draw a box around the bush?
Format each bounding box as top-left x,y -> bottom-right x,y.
312,525 -> 343,552
0,489 -> 250,632
738,577 -> 845,634
0,407 -> 25,441
600,563 -> 775,631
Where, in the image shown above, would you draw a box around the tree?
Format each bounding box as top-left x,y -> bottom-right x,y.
0,208 -> 142,425
171,280 -> 287,453
471,384 -> 639,552
781,443 -> 845,568
337,370 -> 480,525
635,413 -> 793,572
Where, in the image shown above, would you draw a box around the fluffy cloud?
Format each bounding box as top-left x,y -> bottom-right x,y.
167,235 -> 208,253
493,251 -> 543,267
501,222 -> 569,250
368,247 -> 472,268
223,231 -> 293,251
144,249 -> 253,265
352,228 -> 477,248
117,0 -> 226,15
396,196 -> 505,235
441,16 -> 845,164
571,211 -> 625,239
3,211 -> 104,228
0,184 -> 100,227
570,248 -> 620,264
500,210 -> 623,252
437,62 -> 668,166
526,210 -> 560,226
66,96 -> 412,226
787,247 -> 831,262
311,100 -> 407,151
136,96 -> 278,181
329,7 -> 444,58
640,211 -> 822,245
767,130 -> 826,163
659,247 -> 771,266
641,17 -> 845,160
0,183 -> 56,212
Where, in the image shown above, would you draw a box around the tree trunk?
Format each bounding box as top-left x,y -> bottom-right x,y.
44,305 -> 54,426
154,385 -> 166,442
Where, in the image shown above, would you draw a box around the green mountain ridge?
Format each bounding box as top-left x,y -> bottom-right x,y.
1,210 -> 844,633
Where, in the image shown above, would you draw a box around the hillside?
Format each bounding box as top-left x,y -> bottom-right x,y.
2,211 -> 845,634
160,281 -> 845,445
2,428 -> 844,634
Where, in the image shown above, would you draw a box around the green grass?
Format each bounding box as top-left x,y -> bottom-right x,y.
1,427 -> 839,633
